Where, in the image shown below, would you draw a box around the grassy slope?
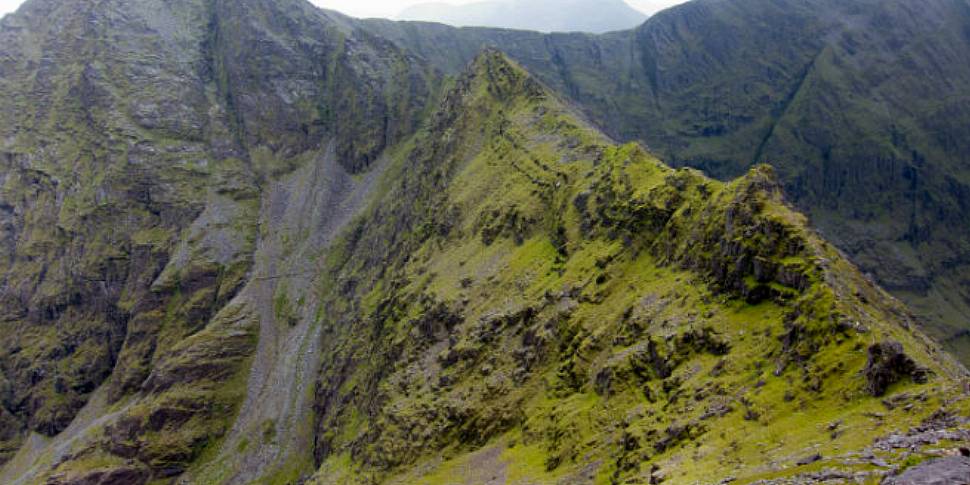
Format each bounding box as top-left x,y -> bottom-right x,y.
301,51 -> 966,484
359,0 -> 970,363
0,1 -> 966,483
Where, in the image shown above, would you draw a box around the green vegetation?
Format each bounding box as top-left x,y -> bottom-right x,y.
364,0 -> 970,362
301,51 -> 966,484
0,1 -> 967,484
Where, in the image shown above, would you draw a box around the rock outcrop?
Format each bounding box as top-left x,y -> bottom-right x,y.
0,1 -> 967,484
884,456 -> 970,485
364,0 -> 970,363
865,341 -> 930,397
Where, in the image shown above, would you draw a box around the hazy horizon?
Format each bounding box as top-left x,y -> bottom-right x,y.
0,0 -> 688,21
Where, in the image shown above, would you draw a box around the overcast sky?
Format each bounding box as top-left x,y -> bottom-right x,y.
311,0 -> 685,18
0,0 -> 686,20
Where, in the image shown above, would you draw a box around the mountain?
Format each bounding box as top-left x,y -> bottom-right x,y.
364,0 -> 970,364
0,0 -> 441,478
397,0 -> 648,33
302,50 -> 968,485
0,0 -> 968,484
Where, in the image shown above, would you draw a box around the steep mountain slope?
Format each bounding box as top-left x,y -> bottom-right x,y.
298,50 -> 966,484
0,0 -> 440,477
0,0 -> 967,483
363,0 -> 970,363
397,0 -> 648,33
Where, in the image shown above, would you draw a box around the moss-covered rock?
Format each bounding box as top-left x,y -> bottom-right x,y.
301,50 -> 967,485
0,2 -> 967,484
363,0 -> 970,364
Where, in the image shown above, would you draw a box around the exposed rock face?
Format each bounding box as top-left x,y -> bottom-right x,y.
0,0 -> 967,484
363,0 -> 970,363
865,341 -> 929,397
883,456 -> 970,485
301,51 -> 965,484
0,0 -> 439,480
47,466 -> 150,485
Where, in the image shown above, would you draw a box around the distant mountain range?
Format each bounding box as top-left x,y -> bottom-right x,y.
397,0 -> 648,33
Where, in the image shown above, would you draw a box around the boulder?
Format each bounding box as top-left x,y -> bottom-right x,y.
864,341 -> 929,397
883,456 -> 970,485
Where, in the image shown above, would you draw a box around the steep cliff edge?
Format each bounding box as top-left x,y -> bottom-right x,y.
0,0 -> 440,478
362,0 -> 970,363
0,0 -> 967,484
301,50 -> 967,484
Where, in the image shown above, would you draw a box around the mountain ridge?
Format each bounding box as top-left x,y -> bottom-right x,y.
303,48 -> 967,484
361,0 -> 970,363
0,0 -> 967,483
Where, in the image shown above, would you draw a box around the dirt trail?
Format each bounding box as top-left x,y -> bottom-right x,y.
185,143 -> 390,484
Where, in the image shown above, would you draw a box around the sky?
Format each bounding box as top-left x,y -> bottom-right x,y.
0,0 -> 18,17
0,0 -> 687,20
310,0 -> 685,19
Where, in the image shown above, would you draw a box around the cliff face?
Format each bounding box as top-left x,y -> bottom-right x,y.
0,0 -> 967,484
299,50 -> 967,485
0,0 -> 439,476
363,0 -> 970,363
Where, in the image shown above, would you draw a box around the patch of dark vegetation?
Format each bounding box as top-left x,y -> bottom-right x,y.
864,341 -> 930,397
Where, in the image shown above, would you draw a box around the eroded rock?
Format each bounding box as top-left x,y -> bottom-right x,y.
883,456 -> 970,485
864,341 -> 929,397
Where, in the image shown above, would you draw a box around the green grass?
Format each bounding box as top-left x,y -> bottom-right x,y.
295,51 -> 966,485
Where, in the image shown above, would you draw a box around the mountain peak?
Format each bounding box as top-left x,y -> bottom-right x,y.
467,48 -> 544,97
426,47 -> 550,133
